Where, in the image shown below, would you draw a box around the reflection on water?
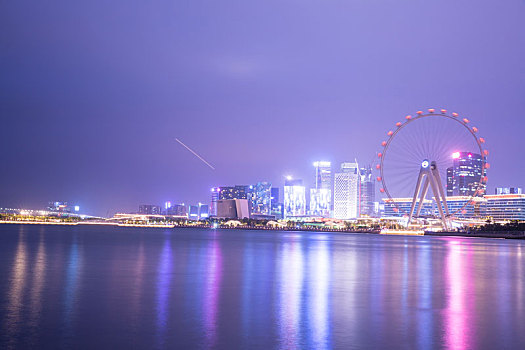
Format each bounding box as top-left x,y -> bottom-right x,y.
445,241 -> 469,349
62,234 -> 82,346
278,239 -> 304,349
1,225 -> 525,349
203,237 -> 222,348
307,238 -> 331,349
3,229 -> 27,348
156,237 -> 173,348
28,231 -> 46,335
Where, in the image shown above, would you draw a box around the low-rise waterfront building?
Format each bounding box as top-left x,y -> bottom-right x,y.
485,194 -> 525,221
216,199 -> 250,219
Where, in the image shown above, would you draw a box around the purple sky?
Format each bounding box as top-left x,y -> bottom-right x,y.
1,1 -> 524,216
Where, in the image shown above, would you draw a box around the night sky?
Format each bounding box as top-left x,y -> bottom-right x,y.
1,1 -> 524,216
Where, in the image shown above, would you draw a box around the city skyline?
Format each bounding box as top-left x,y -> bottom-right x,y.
1,2 -> 524,216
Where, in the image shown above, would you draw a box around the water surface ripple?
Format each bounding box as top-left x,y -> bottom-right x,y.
0,225 -> 524,349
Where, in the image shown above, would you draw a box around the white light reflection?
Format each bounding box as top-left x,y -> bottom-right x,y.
62,235 -> 83,346
278,240 -> 304,349
28,232 -> 47,332
308,238 -> 331,349
203,239 -> 222,349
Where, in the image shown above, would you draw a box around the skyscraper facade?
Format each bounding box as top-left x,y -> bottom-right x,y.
446,152 -> 484,197
359,165 -> 375,217
310,161 -> 332,217
270,187 -> 283,219
210,187 -> 220,216
284,178 -> 306,217
219,186 -> 249,200
333,162 -> 360,219
252,182 -> 272,215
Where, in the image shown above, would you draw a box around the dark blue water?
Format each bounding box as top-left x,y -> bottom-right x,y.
1,224 -> 524,349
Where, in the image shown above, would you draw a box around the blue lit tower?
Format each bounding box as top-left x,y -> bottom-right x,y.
252,182 -> 272,215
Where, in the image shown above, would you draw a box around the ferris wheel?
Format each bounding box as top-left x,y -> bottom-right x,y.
376,108 -> 489,228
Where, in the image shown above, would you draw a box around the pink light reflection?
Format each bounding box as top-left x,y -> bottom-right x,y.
445,241 -> 471,349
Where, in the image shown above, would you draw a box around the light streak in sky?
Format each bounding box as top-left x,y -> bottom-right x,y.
175,138 -> 216,170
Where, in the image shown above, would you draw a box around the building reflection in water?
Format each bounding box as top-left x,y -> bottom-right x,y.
416,242 -> 433,349
445,240 -> 470,350
130,241 -> 145,332
62,233 -> 83,346
28,231 -> 47,333
307,237 -> 331,349
278,239 -> 304,350
156,238 -> 173,347
203,237 -> 222,349
3,229 -> 28,348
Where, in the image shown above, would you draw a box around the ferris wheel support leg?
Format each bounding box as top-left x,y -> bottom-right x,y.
408,170 -> 425,226
416,177 -> 430,217
431,163 -> 450,216
428,174 -> 448,231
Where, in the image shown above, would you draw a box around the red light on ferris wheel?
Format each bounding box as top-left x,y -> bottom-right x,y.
416,111 -> 423,115
428,108 -> 435,113
381,141 -> 387,146
376,164 -> 381,170
387,130 -> 393,136
463,118 -> 470,123
396,122 -> 402,127
441,109 -> 447,114
483,150 -> 489,156
376,177 -> 382,182
379,188 -> 385,193
405,115 -> 412,120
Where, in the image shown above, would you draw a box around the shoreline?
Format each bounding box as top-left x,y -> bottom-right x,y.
1,220 -> 524,239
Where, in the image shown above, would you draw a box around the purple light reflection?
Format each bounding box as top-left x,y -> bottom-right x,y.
203,238 -> 223,349
445,240 -> 471,350
156,239 -> 173,347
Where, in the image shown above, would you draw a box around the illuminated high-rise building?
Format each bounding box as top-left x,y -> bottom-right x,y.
270,187 -> 283,219
333,162 -> 360,219
310,161 -> 332,217
313,161 -> 332,190
446,152 -> 484,197
252,182 -> 272,215
284,178 -> 306,217
210,187 -> 220,216
219,185 -> 249,200
359,165 -> 375,217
